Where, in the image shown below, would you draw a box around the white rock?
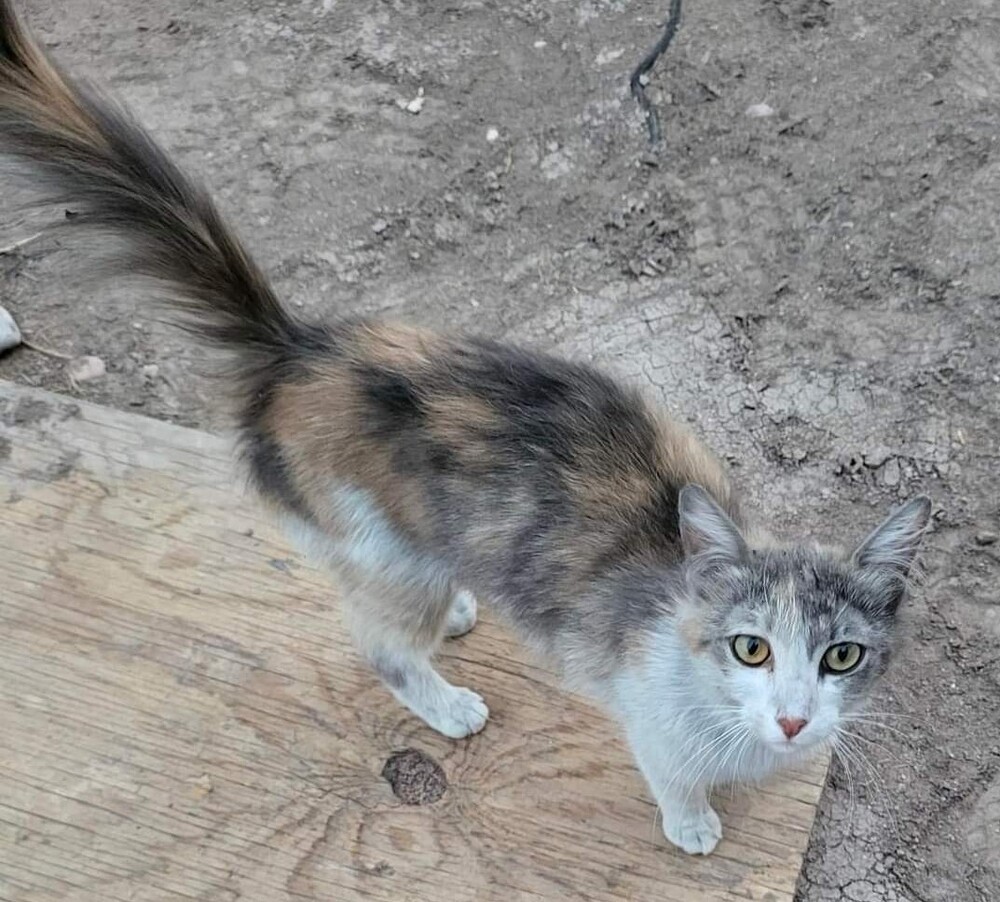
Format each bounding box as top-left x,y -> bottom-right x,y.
67,355 -> 106,386
0,305 -> 22,354
880,458 -> 901,487
746,103 -> 776,118
486,127 -> 499,143
405,87 -> 425,114
533,40 -> 547,49
596,48 -> 624,66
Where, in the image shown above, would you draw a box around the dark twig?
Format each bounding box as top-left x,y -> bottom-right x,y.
630,0 -> 683,146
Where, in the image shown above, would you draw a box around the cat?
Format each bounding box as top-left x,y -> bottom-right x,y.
0,1 -> 931,855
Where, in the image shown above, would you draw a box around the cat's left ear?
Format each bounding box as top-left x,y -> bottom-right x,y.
852,495 -> 933,578
678,484 -> 748,563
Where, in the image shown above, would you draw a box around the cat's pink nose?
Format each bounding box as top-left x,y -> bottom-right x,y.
777,716 -> 808,740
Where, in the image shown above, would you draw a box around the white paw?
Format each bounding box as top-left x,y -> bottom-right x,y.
662,805 -> 722,855
444,590 -> 478,638
425,686 -> 489,739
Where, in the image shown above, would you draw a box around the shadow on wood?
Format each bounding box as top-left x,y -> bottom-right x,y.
0,381 -> 828,901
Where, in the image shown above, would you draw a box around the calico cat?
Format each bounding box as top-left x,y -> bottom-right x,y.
0,1 -> 931,855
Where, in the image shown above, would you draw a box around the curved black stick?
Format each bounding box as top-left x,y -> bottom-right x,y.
630,0 -> 683,146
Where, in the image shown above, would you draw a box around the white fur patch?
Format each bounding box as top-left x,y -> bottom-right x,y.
661,802 -> 722,856
445,589 -> 478,637
280,483 -> 450,593
278,485 -> 486,739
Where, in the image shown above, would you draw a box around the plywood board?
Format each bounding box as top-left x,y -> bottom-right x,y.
0,381 -> 828,901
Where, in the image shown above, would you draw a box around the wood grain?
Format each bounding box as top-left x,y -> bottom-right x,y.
0,382 -> 829,902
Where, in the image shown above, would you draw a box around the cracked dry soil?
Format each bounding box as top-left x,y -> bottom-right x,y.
2,1 -> 998,900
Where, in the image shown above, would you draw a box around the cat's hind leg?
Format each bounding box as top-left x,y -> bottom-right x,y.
283,507 -> 488,739
342,571 -> 488,738
444,589 -> 478,638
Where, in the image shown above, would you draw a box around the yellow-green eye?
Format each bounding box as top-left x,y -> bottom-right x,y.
823,643 -> 864,674
731,635 -> 771,667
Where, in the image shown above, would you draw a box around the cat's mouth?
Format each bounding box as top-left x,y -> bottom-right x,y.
765,733 -> 823,756
768,741 -> 803,755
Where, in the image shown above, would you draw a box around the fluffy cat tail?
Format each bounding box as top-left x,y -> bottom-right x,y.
0,2 -> 299,360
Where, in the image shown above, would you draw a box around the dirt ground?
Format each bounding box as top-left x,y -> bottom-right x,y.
2,1 -> 998,899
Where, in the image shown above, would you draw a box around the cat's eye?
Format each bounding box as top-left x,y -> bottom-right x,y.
822,643 -> 864,674
731,635 -> 771,667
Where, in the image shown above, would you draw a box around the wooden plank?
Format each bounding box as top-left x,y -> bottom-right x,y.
0,381 -> 829,902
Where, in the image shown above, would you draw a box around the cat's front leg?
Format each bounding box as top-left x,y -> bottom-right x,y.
626,724 -> 723,855
658,785 -> 722,855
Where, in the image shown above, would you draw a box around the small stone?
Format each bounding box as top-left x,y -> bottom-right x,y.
863,445 -> 892,468
595,48 -> 624,66
141,363 -> 159,381
746,102 -> 776,118
486,127 -> 499,143
781,445 -> 808,463
405,87 -> 425,114
67,355 -> 106,386
533,39 -> 547,49
372,219 -> 389,235
0,305 -> 22,354
881,458 -> 901,487
974,531 -> 998,546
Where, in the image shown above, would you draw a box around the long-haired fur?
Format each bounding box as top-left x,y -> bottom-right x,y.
0,2 -> 933,856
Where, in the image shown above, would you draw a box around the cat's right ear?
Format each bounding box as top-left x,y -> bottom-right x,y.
852,495 -> 933,578
678,485 -> 748,563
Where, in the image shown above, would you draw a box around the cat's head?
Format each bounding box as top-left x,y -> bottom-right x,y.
674,485 -> 932,756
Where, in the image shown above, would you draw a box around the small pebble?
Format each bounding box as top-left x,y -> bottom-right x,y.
880,458 -> 901,487
67,355 -> 106,386
746,102 -> 776,118
486,127 -> 499,143
372,219 -> 389,235
863,445 -> 892,469
974,531 -> 998,546
0,305 -> 22,354
404,87 -> 425,115
141,363 -> 159,381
